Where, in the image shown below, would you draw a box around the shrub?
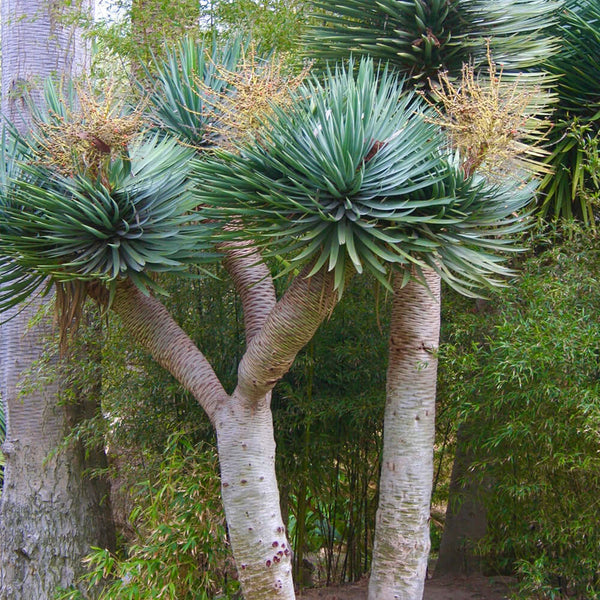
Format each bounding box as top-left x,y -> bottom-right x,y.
58,434 -> 239,600
439,225 -> 600,598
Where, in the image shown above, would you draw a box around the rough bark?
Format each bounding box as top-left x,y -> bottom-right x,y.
1,0 -> 92,132
0,3 -> 115,600
369,268 -> 441,600
0,298 -> 114,600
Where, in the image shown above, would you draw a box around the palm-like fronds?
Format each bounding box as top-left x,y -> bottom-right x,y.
147,36 -> 246,148
307,0 -> 560,82
539,0 -> 600,223
0,131 -> 48,310
0,74 -> 220,319
192,59 -> 534,295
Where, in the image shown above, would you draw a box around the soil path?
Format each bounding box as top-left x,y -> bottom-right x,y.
298,575 -> 516,600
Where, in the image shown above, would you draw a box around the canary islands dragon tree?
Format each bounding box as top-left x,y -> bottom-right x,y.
0,47 -> 537,600
305,1 -> 558,598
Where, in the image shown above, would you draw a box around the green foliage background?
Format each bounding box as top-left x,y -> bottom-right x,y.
438,226 -> 600,598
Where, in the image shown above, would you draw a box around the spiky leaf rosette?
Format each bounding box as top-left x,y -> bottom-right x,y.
192,59 -> 534,295
308,0 -> 470,81
0,132 -> 48,309
147,36 -> 246,148
307,0 -> 560,83
0,133 -> 214,313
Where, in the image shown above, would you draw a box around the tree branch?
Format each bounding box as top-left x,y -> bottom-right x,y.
95,280 -> 228,424
221,242 -> 276,346
235,265 -> 341,405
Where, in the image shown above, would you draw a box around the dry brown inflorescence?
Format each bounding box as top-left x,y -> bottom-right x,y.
196,47 -> 312,152
30,80 -> 147,185
421,44 -> 552,180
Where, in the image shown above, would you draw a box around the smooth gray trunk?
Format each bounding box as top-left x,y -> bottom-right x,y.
216,397 -> 295,599
101,266 -> 342,600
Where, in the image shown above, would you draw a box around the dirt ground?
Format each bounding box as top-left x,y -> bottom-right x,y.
298,574 -> 516,600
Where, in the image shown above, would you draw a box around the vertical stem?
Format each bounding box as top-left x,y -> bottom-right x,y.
369,268 -> 441,600
215,397 -> 295,599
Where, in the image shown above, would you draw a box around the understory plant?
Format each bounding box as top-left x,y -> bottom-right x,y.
57,434 -> 238,600
275,274 -> 389,586
439,225 -> 600,599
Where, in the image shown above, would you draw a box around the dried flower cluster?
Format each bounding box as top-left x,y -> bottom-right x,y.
422,46 -> 551,179
198,48 -> 312,152
31,81 -> 146,183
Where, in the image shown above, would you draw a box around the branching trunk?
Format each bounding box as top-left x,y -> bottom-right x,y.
222,242 -> 277,346
236,265 -> 339,404
107,280 -> 229,422
369,268 -> 441,600
101,265 -> 342,600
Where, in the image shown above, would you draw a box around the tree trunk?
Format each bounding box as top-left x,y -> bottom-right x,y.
435,423 -> 488,577
0,3 -> 115,599
216,397 -> 295,599
100,265 -> 342,600
1,0 -> 92,131
369,269 -> 441,600
0,300 -> 115,600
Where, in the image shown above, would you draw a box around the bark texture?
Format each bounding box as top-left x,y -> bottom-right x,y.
1,3 -> 115,600
222,243 -> 277,346
1,0 -> 92,132
107,281 -> 229,422
216,399 -> 295,599
0,300 -> 114,600
369,269 -> 441,600
236,265 -> 339,404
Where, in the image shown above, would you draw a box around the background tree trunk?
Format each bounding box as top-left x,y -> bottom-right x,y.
0,300 -> 115,600
1,0 -> 91,131
369,269 -> 441,600
0,3 -> 115,599
435,423 -> 489,577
